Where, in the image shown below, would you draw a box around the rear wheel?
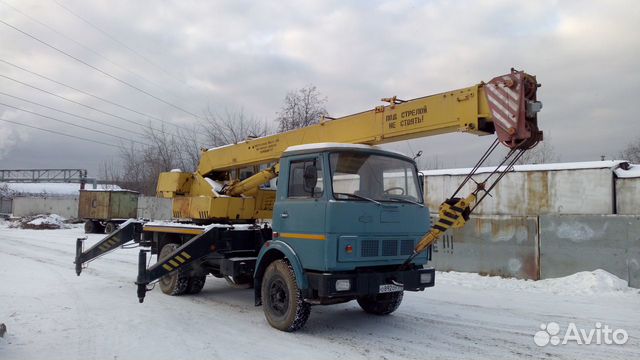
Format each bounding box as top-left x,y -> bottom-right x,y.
83,220 -> 95,233
357,291 -> 404,315
158,243 -> 189,296
186,275 -> 207,294
104,222 -> 116,234
261,260 -> 310,332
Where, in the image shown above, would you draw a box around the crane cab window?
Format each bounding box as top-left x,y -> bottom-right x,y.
330,151 -> 422,203
288,158 -> 324,198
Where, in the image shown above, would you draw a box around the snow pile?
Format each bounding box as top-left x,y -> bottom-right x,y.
10,214 -> 70,230
535,269 -> 630,295
438,269 -> 634,296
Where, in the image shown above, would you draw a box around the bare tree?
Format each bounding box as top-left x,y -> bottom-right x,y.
0,183 -> 14,198
100,122 -> 203,195
100,107 -> 273,195
203,107 -> 270,148
619,138 -> 640,163
276,85 -> 328,132
99,158 -> 123,190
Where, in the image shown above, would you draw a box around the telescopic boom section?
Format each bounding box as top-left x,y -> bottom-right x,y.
198,69 -> 542,176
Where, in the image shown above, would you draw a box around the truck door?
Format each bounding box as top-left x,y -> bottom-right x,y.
273,156 -> 327,271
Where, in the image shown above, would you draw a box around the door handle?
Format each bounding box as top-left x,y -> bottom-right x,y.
280,212 -> 289,218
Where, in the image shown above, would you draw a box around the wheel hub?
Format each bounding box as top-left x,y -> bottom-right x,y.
268,278 -> 289,316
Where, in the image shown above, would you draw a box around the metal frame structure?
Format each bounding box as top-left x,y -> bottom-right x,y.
0,169 -> 88,186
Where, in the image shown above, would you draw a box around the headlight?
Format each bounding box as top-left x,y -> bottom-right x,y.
420,272 -> 433,284
335,279 -> 351,291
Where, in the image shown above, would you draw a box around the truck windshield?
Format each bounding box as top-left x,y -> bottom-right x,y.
329,151 -> 422,203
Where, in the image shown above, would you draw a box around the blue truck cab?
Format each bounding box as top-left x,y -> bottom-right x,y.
254,143 -> 435,331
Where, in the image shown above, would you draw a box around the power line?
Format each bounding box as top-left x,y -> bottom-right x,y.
0,57 -> 181,128
0,18 -> 204,120
0,90 -> 148,138
0,101 -> 151,147
52,0 -> 199,93
0,58 -> 205,141
0,116 -> 120,148
0,74 -> 203,146
0,73 -> 173,136
0,0 -> 181,102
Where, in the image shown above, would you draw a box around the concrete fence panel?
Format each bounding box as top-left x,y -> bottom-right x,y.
423,168 -> 616,216
12,196 -> 79,219
430,215 -> 540,280
539,215 -> 640,288
1,197 -> 12,214
616,178 -> 640,215
137,196 -> 172,220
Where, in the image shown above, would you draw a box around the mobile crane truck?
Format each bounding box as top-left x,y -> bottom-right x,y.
75,69 -> 542,331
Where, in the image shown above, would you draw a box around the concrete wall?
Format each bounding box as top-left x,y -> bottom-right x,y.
431,214 -> 640,288
12,196 -> 79,218
539,215 -> 640,288
0,198 -> 12,214
424,168 -> 616,216
137,196 -> 172,220
430,215 -> 540,280
11,195 -> 173,221
616,178 -> 640,215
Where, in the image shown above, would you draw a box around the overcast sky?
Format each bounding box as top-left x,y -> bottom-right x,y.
0,0 -> 639,176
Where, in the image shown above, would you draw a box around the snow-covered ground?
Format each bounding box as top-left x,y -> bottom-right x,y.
1,222 -> 639,360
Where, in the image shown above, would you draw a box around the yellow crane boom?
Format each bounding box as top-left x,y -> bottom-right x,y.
157,69 -> 542,222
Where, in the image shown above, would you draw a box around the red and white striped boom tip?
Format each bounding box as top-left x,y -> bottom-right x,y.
485,69 -> 543,150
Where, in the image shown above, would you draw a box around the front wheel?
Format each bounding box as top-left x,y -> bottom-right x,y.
261,259 -> 310,332
357,291 -> 404,315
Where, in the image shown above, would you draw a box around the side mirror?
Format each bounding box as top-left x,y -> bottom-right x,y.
303,165 -> 318,193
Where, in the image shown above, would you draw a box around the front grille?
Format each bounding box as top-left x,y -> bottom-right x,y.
361,240 -> 379,257
381,239 -> 398,256
400,239 -> 414,255
358,238 -> 412,258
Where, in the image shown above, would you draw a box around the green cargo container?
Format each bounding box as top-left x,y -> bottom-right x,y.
79,190 -> 139,233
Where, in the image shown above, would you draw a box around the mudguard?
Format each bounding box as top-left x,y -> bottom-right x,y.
254,240 -> 308,305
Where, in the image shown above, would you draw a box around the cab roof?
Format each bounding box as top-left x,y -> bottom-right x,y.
283,142 -> 413,161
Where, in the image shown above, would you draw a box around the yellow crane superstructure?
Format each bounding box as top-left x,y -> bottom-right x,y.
158,69 -> 541,224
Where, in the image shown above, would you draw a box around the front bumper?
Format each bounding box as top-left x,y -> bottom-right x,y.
305,267 -> 435,299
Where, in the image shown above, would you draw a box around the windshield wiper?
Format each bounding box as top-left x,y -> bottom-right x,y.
334,192 -> 381,206
386,197 -> 424,207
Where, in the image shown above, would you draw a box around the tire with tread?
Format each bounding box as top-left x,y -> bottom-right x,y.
104,222 -> 116,234
84,220 -> 95,234
357,291 -> 404,315
261,259 -> 310,332
186,275 -> 206,294
158,243 -> 189,296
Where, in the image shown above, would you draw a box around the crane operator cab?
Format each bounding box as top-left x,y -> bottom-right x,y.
256,143 -> 434,330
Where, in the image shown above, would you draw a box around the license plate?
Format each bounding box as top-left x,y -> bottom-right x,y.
378,284 -> 403,293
